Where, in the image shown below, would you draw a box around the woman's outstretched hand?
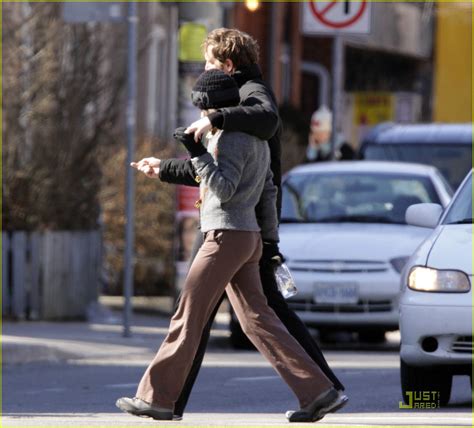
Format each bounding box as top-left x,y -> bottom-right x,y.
130,157 -> 161,179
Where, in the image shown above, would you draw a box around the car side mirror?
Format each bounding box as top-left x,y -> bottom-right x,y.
405,203 -> 443,228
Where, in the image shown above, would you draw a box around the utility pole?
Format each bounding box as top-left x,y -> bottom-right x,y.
123,2 -> 138,337
62,1 -> 137,338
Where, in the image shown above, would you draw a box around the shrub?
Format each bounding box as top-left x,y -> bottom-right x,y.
99,138 -> 176,296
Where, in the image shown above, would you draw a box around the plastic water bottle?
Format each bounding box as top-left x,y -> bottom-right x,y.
275,263 -> 298,299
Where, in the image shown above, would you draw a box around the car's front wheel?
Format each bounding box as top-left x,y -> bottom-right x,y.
400,359 -> 452,406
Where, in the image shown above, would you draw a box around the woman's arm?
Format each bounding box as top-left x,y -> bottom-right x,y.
191,133 -> 246,203
159,158 -> 200,187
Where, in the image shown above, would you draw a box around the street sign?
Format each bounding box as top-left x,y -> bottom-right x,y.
302,0 -> 371,34
62,2 -> 124,23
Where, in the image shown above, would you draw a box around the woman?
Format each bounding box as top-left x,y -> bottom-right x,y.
118,69 -> 339,422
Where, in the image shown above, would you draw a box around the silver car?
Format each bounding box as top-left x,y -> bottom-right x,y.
399,170 -> 472,406
279,161 -> 452,342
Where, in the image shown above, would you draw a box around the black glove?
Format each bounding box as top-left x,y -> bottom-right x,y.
173,127 -> 207,158
261,241 -> 285,267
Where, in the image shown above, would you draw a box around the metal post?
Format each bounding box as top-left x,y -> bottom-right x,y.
123,2 -> 138,338
301,61 -> 331,108
330,34 -> 344,160
167,4 -> 179,138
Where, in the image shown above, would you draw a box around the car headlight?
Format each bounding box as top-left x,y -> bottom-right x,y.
390,256 -> 410,274
408,266 -> 471,292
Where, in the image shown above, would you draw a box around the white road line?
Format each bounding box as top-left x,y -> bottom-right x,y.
228,375 -> 279,382
104,383 -> 138,389
2,412 -> 472,426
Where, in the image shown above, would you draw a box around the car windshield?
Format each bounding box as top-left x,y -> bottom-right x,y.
282,172 -> 441,224
443,173 -> 473,225
364,144 -> 472,189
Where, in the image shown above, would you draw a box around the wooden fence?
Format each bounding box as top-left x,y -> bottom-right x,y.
2,230 -> 102,320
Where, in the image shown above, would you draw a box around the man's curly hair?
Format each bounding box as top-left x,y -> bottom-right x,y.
203,28 -> 260,69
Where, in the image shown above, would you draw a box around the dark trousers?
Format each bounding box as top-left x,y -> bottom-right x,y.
173,232 -> 344,416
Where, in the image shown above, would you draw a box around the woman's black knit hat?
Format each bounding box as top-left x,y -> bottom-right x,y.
191,69 -> 240,110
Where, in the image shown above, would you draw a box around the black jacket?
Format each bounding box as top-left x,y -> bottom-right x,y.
160,64 -> 283,219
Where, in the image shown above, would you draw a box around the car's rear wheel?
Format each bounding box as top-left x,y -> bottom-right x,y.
400,359 -> 452,406
359,329 -> 386,343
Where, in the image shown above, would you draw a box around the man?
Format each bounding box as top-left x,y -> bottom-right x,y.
132,28 -> 346,422
305,105 -> 354,162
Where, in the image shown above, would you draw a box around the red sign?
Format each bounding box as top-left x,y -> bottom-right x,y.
309,0 -> 367,29
177,185 -> 200,212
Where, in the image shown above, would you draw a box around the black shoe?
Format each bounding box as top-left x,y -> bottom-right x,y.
286,388 -> 348,422
115,397 -> 173,420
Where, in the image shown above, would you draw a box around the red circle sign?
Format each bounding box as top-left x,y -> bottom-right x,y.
309,0 -> 367,29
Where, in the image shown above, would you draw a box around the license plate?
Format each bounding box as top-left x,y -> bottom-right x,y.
313,282 -> 359,304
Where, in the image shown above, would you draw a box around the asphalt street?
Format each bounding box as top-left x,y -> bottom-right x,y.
3,312 -> 472,426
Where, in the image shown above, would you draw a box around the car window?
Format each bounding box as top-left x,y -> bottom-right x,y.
281,172 -> 441,224
443,174 -> 472,225
364,144 -> 472,189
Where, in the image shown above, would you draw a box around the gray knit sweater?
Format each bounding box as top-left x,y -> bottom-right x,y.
191,130 -> 278,242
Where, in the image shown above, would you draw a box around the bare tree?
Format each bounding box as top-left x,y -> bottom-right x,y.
3,3 -> 179,295
2,2 -> 126,231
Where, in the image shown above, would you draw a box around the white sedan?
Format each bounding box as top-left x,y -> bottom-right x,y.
399,170 -> 472,406
279,161 -> 452,342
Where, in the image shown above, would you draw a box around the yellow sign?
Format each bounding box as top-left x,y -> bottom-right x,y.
433,2 -> 472,122
354,92 -> 395,126
179,22 -> 207,63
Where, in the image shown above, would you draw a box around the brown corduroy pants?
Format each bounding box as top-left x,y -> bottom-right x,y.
135,230 -> 333,410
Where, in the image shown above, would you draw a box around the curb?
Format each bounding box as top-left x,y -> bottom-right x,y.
3,342 -> 79,365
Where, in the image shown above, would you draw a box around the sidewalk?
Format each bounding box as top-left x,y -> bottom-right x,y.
98,295 -> 175,316
2,296 -> 230,365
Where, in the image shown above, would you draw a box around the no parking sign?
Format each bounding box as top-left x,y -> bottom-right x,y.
302,0 -> 372,34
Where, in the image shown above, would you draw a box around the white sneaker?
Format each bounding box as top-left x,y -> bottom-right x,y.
115,397 -> 173,420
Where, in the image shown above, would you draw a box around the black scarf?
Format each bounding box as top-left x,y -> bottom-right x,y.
232,64 -> 263,88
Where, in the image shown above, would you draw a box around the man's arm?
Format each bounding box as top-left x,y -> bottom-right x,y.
209,85 -> 279,141
187,83 -> 280,142
158,158 -> 200,187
